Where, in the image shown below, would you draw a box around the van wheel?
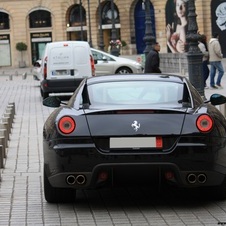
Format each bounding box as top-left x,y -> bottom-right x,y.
44,168 -> 76,203
43,92 -> 49,100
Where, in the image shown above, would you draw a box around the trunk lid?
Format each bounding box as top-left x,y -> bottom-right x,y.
84,107 -> 187,152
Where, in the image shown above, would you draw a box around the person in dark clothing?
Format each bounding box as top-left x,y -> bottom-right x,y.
198,34 -> 209,89
144,42 -> 161,73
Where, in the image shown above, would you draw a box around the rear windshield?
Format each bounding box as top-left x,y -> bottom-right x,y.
88,80 -> 184,107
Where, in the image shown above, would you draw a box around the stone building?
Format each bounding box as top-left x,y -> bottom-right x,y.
0,0 -> 225,67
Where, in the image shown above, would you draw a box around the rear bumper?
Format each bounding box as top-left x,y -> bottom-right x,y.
41,78 -> 83,94
43,140 -> 226,189
46,163 -> 225,189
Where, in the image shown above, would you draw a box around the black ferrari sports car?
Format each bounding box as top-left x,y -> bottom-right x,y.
43,74 -> 226,203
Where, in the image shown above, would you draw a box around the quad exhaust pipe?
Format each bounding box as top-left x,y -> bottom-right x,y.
66,174 -> 86,185
187,173 -> 207,184
197,174 -> 207,184
187,173 -> 196,184
66,175 -> 76,185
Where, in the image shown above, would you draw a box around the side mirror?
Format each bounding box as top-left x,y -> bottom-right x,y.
94,59 -> 98,64
43,96 -> 62,108
209,94 -> 226,106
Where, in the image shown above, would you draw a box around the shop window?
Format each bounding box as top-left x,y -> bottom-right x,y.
29,10 -> 51,28
0,12 -> 10,29
69,4 -> 86,27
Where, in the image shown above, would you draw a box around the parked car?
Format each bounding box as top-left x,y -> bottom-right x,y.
91,48 -> 143,75
40,41 -> 95,99
42,73 -> 226,203
32,59 -> 42,81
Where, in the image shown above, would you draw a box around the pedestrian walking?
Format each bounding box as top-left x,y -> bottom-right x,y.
198,34 -> 209,89
208,33 -> 224,89
144,42 -> 161,73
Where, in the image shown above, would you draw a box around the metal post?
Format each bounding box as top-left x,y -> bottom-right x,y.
79,0 -> 84,41
87,0 -> 92,47
0,145 -> 3,168
110,0 -> 119,56
143,0 -> 155,58
186,0 -> 204,98
98,0 -> 105,51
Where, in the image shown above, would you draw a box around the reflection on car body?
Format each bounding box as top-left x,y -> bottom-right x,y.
42,73 -> 226,203
89,80 -> 183,106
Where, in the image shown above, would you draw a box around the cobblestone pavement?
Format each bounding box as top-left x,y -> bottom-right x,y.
0,69 -> 226,226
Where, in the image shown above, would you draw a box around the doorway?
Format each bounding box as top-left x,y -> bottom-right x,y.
134,0 -> 156,54
31,42 -> 47,63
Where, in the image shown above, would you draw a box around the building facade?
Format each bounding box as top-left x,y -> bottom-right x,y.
0,0 -> 225,67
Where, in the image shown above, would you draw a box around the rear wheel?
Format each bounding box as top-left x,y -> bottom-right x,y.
43,169 -> 76,203
40,87 -> 49,99
40,87 -> 43,97
212,176 -> 226,200
43,92 -> 49,100
201,176 -> 226,200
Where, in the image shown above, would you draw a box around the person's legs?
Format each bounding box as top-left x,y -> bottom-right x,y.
210,62 -> 216,87
203,60 -> 209,87
215,61 -> 224,86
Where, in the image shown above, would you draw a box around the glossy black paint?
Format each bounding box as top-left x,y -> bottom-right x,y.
43,74 -> 226,202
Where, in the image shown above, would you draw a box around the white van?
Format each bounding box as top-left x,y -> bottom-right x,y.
40,41 -> 95,99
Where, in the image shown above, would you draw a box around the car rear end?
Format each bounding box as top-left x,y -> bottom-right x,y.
43,75 -> 226,191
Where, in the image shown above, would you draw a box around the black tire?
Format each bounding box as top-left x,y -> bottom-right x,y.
40,88 -> 43,97
43,92 -> 49,100
212,176 -> 226,200
116,67 -> 132,74
43,169 -> 76,203
201,176 -> 226,200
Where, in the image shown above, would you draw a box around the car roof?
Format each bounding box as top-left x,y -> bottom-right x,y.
87,74 -> 185,84
91,48 -> 114,55
44,41 -> 91,54
91,48 -> 135,61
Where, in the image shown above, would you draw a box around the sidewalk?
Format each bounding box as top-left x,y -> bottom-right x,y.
203,71 -> 226,100
0,66 -> 32,78
0,69 -> 33,118
0,75 -> 47,225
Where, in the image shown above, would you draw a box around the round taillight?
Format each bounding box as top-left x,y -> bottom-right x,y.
58,116 -> 75,134
196,114 -> 213,133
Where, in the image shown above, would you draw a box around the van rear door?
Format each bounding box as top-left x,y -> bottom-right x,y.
72,44 -> 93,78
48,42 -> 92,80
